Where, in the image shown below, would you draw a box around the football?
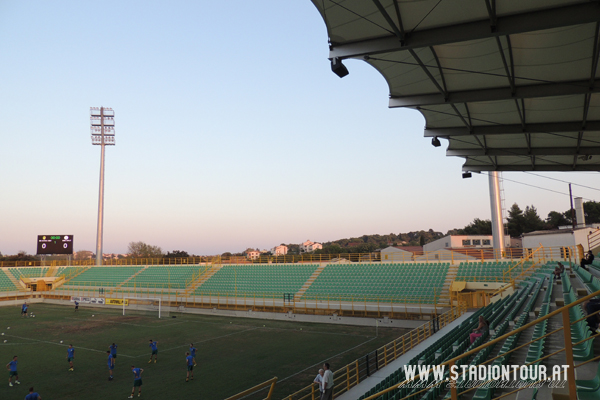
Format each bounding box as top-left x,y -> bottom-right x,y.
3,340 -> 6,343
92,315 -> 95,317
60,340 -> 63,344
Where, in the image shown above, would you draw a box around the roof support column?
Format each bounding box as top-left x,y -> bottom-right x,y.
488,171 -> 506,256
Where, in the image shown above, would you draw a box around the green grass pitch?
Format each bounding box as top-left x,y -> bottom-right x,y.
0,303 -> 408,400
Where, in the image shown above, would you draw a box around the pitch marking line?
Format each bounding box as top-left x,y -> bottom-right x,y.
3,334 -> 136,358
63,316 -> 187,329
131,327 -> 260,357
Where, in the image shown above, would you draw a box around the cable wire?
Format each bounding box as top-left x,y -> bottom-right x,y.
523,172 -> 600,192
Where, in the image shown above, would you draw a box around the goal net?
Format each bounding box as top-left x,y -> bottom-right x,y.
122,297 -> 169,318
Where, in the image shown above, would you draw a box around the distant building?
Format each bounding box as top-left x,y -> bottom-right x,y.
246,250 -> 261,260
272,245 -> 288,256
300,240 -> 322,253
423,235 -> 510,252
522,228 -> 595,252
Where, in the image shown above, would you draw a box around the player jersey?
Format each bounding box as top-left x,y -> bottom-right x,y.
25,393 -> 40,400
107,354 -> 113,366
110,344 -> 117,355
190,346 -> 197,357
22,304 -> 27,311
67,348 -> 75,358
8,360 -> 17,371
186,355 -> 193,366
132,368 -> 142,380
149,341 -> 157,351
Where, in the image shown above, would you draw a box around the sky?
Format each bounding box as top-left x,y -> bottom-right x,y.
0,1 -> 598,256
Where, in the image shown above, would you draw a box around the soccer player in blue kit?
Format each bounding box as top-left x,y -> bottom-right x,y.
148,339 -> 158,363
189,343 -> 197,367
6,355 -> 19,387
67,344 -> 75,371
128,365 -> 143,398
185,352 -> 194,382
109,343 -> 118,364
107,350 -> 115,381
25,386 -> 41,399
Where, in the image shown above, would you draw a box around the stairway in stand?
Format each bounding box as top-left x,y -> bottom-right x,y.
294,264 -> 327,301
437,264 -> 458,306
184,264 -> 222,296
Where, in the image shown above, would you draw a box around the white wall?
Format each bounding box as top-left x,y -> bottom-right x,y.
424,235 -> 509,252
380,246 -> 414,262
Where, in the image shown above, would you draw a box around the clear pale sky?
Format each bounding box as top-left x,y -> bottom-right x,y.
0,1 -> 598,256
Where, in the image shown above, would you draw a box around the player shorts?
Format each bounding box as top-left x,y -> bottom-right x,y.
187,365 -> 194,371
67,357 -> 74,362
9,371 -> 18,377
112,354 -> 117,359
108,365 -> 114,370
134,379 -> 143,387
151,350 -> 158,355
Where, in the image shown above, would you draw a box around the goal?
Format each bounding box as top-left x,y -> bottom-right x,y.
122,297 -> 169,318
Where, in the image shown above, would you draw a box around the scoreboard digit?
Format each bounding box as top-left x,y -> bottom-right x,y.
37,235 -> 74,255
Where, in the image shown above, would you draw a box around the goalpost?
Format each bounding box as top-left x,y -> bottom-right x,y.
122,297 -> 169,318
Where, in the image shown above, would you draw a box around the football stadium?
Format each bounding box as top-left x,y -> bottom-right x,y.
3,1 -> 600,400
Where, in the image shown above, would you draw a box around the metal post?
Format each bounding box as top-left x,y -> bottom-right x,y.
95,107 -> 106,265
489,171 -> 505,255
561,308 -> 577,399
91,107 -> 114,266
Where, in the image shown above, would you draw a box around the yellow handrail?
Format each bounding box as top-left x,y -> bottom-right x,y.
225,377 -> 277,400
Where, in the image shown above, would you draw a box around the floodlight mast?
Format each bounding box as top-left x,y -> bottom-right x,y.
90,107 -> 115,265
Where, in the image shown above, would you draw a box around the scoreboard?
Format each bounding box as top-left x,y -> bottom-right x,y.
37,235 -> 74,255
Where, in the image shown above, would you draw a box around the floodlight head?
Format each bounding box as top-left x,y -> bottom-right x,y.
462,172 -> 472,179
331,57 -> 349,78
431,137 -> 441,147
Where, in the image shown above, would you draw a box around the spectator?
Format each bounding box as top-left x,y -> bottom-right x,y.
553,262 -> 565,278
322,363 -> 333,400
313,369 -> 324,395
584,299 -> 600,334
469,316 -> 489,344
581,250 -> 595,271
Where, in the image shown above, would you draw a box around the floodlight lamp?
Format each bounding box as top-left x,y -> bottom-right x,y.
331,57 -> 349,78
431,137 -> 441,147
462,172 -> 472,179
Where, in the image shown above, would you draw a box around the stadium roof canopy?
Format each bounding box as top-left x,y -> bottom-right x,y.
310,0 -> 600,172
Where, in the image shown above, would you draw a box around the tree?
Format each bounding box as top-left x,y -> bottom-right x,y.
459,218 -> 492,235
506,203 -> 525,237
522,205 -> 546,233
419,235 -> 425,246
74,250 -> 94,260
584,201 -> 600,224
127,242 -> 163,258
164,250 -> 189,258
507,203 -> 545,236
546,211 -> 569,229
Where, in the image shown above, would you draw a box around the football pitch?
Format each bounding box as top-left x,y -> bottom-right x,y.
0,303 -> 408,400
